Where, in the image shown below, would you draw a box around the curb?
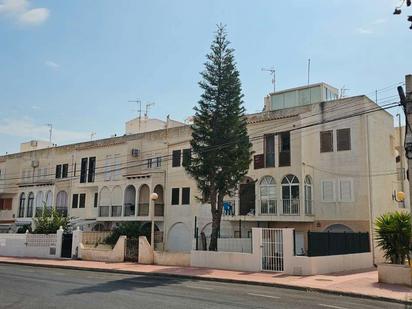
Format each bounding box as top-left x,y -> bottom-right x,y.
0,260 -> 410,305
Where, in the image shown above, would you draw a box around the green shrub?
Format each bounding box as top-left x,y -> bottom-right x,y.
104,222 -> 150,246
33,205 -> 70,234
375,211 -> 412,265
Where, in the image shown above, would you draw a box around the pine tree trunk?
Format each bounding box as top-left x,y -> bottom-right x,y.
209,192 -> 224,251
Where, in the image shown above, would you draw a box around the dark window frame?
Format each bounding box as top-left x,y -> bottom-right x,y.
80,158 -> 88,183
93,192 -> 98,208
72,194 -> 79,209
79,193 -> 86,208
337,128 -> 351,151
172,150 -> 181,167
182,148 -> 191,166
171,188 -> 180,205
87,157 -> 96,183
320,130 -> 334,153
182,187 -> 190,205
55,165 -> 62,179
264,134 -> 275,167
62,164 -> 69,178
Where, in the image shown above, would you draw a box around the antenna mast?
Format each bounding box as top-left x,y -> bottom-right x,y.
261,66 -> 276,92
145,102 -> 155,117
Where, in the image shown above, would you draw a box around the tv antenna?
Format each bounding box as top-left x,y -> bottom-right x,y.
128,99 -> 142,119
261,66 -> 276,92
145,102 -> 155,117
46,123 -> 53,144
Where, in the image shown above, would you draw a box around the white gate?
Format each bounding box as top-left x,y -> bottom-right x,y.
261,228 -> 284,272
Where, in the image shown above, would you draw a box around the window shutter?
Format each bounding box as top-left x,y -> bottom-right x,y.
55,165 -> 62,179
182,187 -> 190,205
171,188 -> 180,205
339,179 -> 352,202
172,150 -> 181,167
62,164 -> 68,178
253,154 -> 265,169
320,131 -> 333,153
182,148 -> 191,166
72,194 -> 79,208
322,180 -> 334,201
337,128 -> 351,151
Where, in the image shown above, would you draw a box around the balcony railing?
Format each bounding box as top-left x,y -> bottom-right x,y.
223,200 -> 235,216
56,207 -> 68,217
111,205 -> 122,217
305,199 -> 313,215
99,206 -> 110,217
259,199 -> 277,215
154,203 -> 164,217
138,203 -> 149,216
124,204 -> 135,216
282,199 -> 300,215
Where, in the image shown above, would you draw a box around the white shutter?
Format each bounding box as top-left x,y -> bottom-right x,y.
321,180 -> 335,202
339,179 -> 353,202
114,154 -> 121,180
104,155 -> 112,181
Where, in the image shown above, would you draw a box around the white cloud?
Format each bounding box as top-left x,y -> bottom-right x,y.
356,27 -> 373,35
356,17 -> 387,35
45,60 -> 60,70
19,7 -> 48,25
0,118 -> 91,146
0,0 -> 49,26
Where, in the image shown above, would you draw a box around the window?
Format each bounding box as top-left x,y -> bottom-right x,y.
337,128 -> 351,151
304,176 -> 313,214
94,192 -> 98,208
339,178 -> 353,202
281,174 -> 299,214
147,158 -> 153,168
321,180 -> 335,202
320,130 -> 333,153
253,154 -> 265,169
172,150 -> 181,167
171,188 -> 180,205
55,165 -> 62,179
18,193 -> 25,218
114,154 -> 121,180
26,192 -> 34,217
80,158 -> 88,183
56,191 -> 68,208
264,134 -> 275,167
279,132 -> 291,167
156,156 -> 162,167
182,148 -> 191,166
88,157 -> 96,183
72,194 -> 79,208
182,187 -> 190,205
45,190 -> 53,207
104,155 -> 112,181
260,176 -> 276,214
62,164 -> 69,178
79,193 -> 86,208
0,198 -> 12,210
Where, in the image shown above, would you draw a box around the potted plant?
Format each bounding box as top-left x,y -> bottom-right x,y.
375,211 -> 412,286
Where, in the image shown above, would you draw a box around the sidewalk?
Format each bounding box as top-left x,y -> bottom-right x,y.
1,256 -> 411,304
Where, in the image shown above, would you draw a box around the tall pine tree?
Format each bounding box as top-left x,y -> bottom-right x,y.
184,25 -> 252,251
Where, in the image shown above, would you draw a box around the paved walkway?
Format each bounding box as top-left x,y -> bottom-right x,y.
0,256 -> 411,304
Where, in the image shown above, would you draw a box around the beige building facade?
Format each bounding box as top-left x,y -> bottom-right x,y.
0,84 -> 407,260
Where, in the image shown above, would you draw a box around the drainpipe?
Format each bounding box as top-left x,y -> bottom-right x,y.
365,114 -> 376,266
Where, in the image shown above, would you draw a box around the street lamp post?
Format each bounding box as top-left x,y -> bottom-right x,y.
150,192 -> 159,249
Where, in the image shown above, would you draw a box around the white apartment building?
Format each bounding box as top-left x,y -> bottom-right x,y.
0,83 -> 407,260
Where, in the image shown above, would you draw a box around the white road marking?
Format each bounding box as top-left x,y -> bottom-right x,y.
247,293 -> 280,299
318,304 -> 349,309
184,285 -> 213,290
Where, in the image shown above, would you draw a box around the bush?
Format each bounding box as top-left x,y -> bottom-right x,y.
33,206 -> 70,234
17,225 -> 32,234
104,222 -> 150,246
375,211 -> 412,265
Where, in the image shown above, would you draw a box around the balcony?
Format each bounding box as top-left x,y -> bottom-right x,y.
99,206 -> 110,217
259,199 -> 277,215
305,199 -> 313,215
124,203 -> 135,216
154,203 -> 164,217
111,205 -> 122,217
282,199 -> 299,215
223,200 -> 236,216
138,203 -> 149,216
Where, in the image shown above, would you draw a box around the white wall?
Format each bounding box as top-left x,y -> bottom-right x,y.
80,235 -> 126,262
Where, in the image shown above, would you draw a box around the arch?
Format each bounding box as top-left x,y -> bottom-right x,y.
259,176 -> 277,214
56,191 -> 68,208
45,190 -> 53,207
99,186 -> 111,206
323,224 -> 353,233
166,222 -> 191,252
138,184 -> 150,216
124,185 -> 136,216
111,186 -> 122,217
304,175 -> 313,215
18,193 -> 25,218
281,174 -> 300,215
27,192 -> 34,217
154,185 -> 164,216
35,191 -> 44,217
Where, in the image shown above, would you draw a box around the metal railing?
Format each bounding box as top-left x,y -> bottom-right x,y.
123,204 -> 135,216
56,207 -> 68,217
99,206 -> 110,217
305,199 -> 313,215
154,203 -> 164,216
259,199 -> 277,215
223,200 -> 235,216
138,203 -> 149,216
111,205 -> 122,217
282,199 -> 300,215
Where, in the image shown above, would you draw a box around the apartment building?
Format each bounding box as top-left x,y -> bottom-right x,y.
0,83 -> 406,259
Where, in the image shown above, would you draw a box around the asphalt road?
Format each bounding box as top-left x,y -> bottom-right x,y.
0,264 -> 405,309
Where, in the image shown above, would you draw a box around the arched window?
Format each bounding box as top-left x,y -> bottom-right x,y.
35,191 -> 44,216
304,176 -> 313,215
154,185 -> 164,216
281,174 -> 299,215
26,192 -> 34,217
99,187 -> 111,217
45,190 -> 53,208
138,184 -> 150,216
18,193 -> 26,218
56,191 -> 68,216
260,176 -> 276,214
112,186 -> 122,217
124,185 -> 136,216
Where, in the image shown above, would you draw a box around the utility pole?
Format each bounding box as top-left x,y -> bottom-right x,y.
399,74 -> 412,213
46,124 -> 53,144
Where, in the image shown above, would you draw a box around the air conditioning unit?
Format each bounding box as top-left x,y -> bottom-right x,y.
31,160 -> 39,168
131,149 -> 139,157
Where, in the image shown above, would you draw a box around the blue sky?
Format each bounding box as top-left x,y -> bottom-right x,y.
0,0 -> 410,154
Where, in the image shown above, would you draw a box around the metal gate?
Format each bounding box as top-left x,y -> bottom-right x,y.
261,228 -> 284,272
61,233 -> 73,258
125,238 -> 139,262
